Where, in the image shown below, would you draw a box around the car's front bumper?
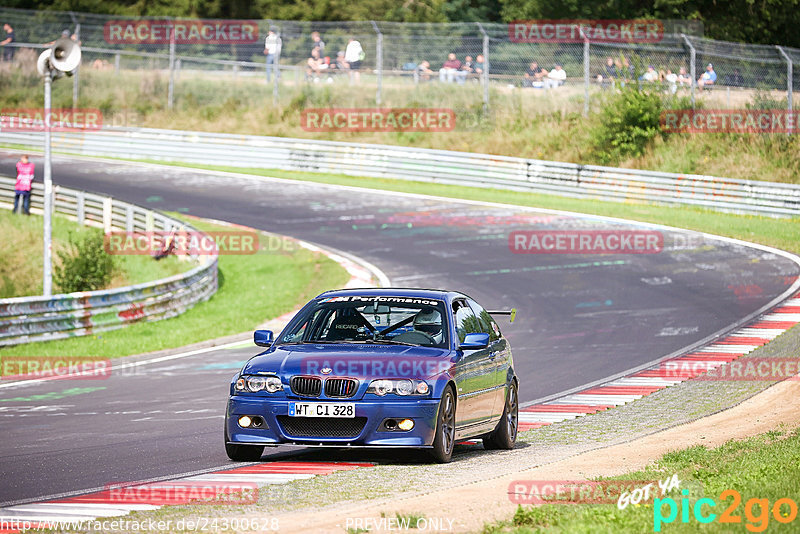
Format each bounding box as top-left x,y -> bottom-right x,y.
226,396 -> 440,447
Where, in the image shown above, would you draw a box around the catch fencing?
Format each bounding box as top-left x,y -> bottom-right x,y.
0,7 -> 796,115
1,126 -> 798,217
0,176 -> 218,346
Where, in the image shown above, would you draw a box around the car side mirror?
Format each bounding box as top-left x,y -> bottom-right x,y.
460,332 -> 489,350
254,330 -> 274,347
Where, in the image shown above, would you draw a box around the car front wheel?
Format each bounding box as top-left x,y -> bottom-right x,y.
484,380 -> 518,450
428,387 -> 456,463
224,424 -> 264,461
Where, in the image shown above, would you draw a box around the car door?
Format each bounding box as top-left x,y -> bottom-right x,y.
452,299 -> 496,427
468,299 -> 511,420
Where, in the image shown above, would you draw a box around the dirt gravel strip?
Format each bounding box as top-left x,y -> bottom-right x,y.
273,367 -> 800,533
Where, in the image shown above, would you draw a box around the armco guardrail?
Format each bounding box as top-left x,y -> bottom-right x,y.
0,176 -> 218,346
1,127 -> 799,217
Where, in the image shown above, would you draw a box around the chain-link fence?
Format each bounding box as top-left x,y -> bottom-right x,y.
0,7 -> 797,116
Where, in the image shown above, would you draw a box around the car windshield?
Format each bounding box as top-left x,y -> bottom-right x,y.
278,296 -> 449,348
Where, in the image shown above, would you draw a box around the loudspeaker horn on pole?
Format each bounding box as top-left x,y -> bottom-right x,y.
37,37 -> 81,77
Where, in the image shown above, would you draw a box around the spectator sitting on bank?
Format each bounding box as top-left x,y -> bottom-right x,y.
596,56 -> 617,87
456,55 -> 474,84
544,63 -> 566,89
45,29 -> 80,47
697,63 -> 716,88
664,68 -> 678,93
416,60 -> 433,82
1,23 -> 15,62
335,51 -> 348,71
640,65 -> 658,82
677,67 -> 691,86
475,54 -> 486,77
439,53 -> 462,83
724,68 -> 744,87
306,47 -> 329,82
523,61 -> 547,88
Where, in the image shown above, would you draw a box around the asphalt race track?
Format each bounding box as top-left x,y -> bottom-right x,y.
1,151 -> 798,505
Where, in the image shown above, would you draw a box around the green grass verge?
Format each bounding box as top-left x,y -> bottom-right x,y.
0,208 -> 188,298
144,161 -> 800,257
485,425 -> 800,533
0,216 -> 350,359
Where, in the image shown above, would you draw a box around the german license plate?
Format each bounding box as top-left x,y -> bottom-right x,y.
289,402 -> 355,418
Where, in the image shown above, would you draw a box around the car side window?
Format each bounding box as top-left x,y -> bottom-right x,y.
468,299 -> 501,342
453,300 -> 480,343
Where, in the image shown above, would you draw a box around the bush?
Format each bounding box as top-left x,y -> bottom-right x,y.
590,87 -> 665,164
54,230 -> 116,293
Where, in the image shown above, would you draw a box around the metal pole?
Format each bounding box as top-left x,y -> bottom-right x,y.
777,46 -> 793,135
583,34 -> 590,117
477,23 -> 489,114
72,23 -> 80,109
168,20 -> 175,110
371,21 -> 383,106
43,73 -> 53,297
682,34 -> 696,109
272,29 -> 281,104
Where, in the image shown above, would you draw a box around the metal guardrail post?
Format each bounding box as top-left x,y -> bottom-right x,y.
477,23 -> 489,114
682,34 -> 696,109
76,191 -> 85,225
168,18 -> 176,110
371,21 -> 383,106
103,197 -> 112,233
114,53 -> 120,72
125,205 -> 133,232
776,46 -> 793,135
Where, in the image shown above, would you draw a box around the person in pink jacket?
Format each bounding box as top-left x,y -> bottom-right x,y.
13,155 -> 34,215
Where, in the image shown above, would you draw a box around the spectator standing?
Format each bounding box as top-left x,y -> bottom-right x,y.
1,23 -> 15,62
438,53 -> 461,83
263,27 -> 281,82
13,155 -> 34,216
311,31 -> 325,55
544,63 -> 566,89
698,63 -> 716,88
345,37 -> 363,83
523,61 -> 546,88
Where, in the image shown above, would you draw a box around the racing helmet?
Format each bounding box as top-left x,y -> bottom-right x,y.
414,308 -> 443,343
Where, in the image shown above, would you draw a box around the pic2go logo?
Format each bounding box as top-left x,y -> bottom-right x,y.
654,489 -> 799,532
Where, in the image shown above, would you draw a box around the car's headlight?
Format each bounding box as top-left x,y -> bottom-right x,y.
236,375 -> 283,393
367,379 -> 429,396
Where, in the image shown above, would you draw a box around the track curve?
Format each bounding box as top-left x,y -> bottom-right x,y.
1,151 -> 798,505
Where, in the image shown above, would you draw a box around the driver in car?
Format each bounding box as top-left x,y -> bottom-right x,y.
413,308 -> 443,344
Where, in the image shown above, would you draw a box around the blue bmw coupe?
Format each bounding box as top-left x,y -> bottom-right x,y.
225,288 -> 517,463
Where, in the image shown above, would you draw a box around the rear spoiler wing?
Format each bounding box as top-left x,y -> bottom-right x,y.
488,308 -> 516,323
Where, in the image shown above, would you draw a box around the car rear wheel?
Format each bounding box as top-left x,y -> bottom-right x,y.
428,387 -> 456,463
484,380 -> 518,450
224,424 -> 264,462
